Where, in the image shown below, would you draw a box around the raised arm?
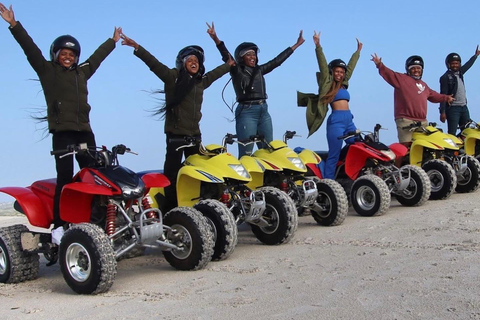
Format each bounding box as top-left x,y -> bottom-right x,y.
291,30 -> 305,51
206,21 -> 231,63
0,3 -> 16,28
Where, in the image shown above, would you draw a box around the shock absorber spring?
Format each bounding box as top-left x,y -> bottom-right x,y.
280,180 -> 289,192
142,196 -> 156,219
106,202 -> 116,236
221,190 -> 230,205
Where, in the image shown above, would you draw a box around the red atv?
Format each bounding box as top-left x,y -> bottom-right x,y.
0,144 -> 213,294
312,124 -> 431,216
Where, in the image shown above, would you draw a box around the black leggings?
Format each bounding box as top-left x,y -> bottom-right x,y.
163,133 -> 200,211
52,131 -> 96,228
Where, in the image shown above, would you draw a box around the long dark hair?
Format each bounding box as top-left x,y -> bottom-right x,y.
152,68 -> 199,119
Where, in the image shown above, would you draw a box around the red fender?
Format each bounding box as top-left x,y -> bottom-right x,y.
141,172 -> 171,189
60,183 -> 115,223
345,143 -> 392,180
389,142 -> 409,158
0,187 -> 52,229
306,163 -> 323,179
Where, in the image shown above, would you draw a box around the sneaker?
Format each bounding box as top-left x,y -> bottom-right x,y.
51,226 -> 64,245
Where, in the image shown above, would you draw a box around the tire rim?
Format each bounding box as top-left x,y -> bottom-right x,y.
355,185 -> 376,211
0,246 -> 6,276
457,167 -> 472,185
65,242 -> 91,283
259,203 -> 280,234
315,191 -> 332,218
205,217 -> 218,243
427,170 -> 445,193
169,224 -> 193,260
401,175 -> 418,199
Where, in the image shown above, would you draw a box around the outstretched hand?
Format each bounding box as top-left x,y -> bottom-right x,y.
356,38 -> 363,52
292,30 -> 305,51
371,53 -> 382,66
206,21 -> 221,45
120,33 -> 139,50
313,30 -> 321,47
0,3 -> 16,27
112,27 -> 122,42
475,45 -> 480,57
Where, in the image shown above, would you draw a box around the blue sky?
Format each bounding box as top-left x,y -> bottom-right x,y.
1,0 -> 479,201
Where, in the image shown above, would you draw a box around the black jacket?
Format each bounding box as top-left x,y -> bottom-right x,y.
216,41 -> 293,103
439,55 -> 477,113
10,22 -> 116,133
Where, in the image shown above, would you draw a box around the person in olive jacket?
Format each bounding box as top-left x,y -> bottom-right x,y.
120,32 -> 234,211
206,22 -> 304,157
0,3 -> 122,245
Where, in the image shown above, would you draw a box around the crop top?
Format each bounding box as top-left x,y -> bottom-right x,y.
332,88 -> 350,102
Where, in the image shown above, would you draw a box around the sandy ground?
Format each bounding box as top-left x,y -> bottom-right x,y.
0,192 -> 479,320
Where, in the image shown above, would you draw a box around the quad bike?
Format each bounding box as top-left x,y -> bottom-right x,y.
149,134 -> 298,247
458,119 -> 480,160
314,124 -> 431,216
241,131 -> 348,226
393,121 -> 479,198
0,144 -> 214,295
140,138 -> 238,262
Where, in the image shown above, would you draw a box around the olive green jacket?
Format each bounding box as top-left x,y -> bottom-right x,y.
10,21 -> 116,133
297,46 -> 360,137
134,46 -> 230,136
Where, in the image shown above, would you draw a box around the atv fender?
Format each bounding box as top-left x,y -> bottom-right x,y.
345,144 -> 392,180
389,143 -> 409,158
462,128 -> 480,156
298,149 -> 322,166
176,166 -> 224,207
240,156 -> 270,190
60,183 -> 115,223
409,140 -> 444,166
141,172 -> 171,189
0,187 -> 52,228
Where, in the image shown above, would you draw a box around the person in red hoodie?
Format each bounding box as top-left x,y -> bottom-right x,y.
371,53 -> 454,146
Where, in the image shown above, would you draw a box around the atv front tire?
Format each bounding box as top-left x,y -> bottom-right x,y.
351,174 -> 391,217
163,207 -> 214,270
60,223 -> 117,294
455,155 -> 480,193
422,159 -> 456,200
310,178 -> 348,226
0,225 -> 39,284
250,187 -> 298,245
194,199 -> 237,261
395,165 -> 431,206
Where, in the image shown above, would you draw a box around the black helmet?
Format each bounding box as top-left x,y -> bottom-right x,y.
405,55 -> 424,72
175,45 -> 205,75
445,52 -> 461,68
50,35 -> 81,63
328,59 -> 347,74
234,42 -> 259,64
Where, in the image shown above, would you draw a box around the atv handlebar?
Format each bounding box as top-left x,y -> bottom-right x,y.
51,144 -> 136,166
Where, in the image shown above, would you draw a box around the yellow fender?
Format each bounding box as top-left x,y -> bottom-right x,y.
410,139 -> 444,166
239,156 -> 269,190
253,141 -> 307,173
461,128 -> 480,156
297,148 -> 322,166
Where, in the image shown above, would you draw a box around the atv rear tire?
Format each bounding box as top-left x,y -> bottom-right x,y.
422,159 -> 456,200
0,225 -> 39,284
351,174 -> 390,217
455,155 -> 480,193
250,187 -> 298,245
310,178 -> 348,226
163,207 -> 214,270
60,223 -> 117,294
395,165 -> 431,206
194,199 -> 238,261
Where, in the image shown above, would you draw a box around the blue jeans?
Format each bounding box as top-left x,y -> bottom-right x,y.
446,105 -> 470,135
235,102 -> 273,156
324,110 -> 357,179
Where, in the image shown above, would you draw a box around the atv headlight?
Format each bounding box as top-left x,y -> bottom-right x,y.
228,164 -> 250,178
380,149 -> 396,160
287,157 -> 306,170
443,138 -> 457,148
121,185 -> 145,199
